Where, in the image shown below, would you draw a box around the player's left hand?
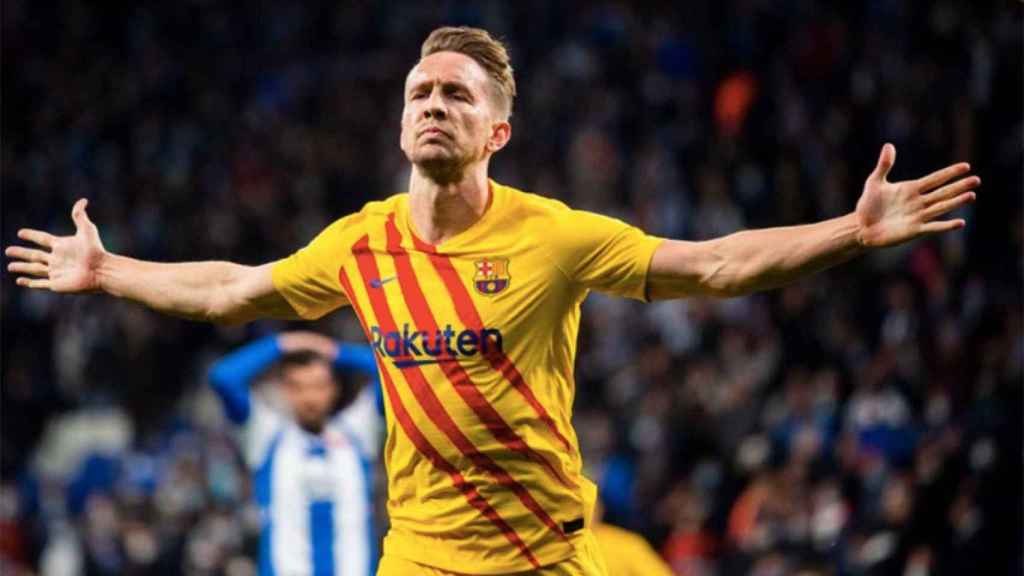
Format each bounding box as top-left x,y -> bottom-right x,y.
855,143 -> 979,248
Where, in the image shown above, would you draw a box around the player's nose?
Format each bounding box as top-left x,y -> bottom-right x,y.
423,88 -> 448,120
423,106 -> 447,120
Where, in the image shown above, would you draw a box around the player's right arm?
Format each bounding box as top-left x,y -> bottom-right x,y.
6,199 -> 298,324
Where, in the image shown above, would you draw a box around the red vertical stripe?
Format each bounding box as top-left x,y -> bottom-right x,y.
410,234 -> 575,454
349,235 -> 568,543
384,215 -> 576,489
338,265 -> 541,569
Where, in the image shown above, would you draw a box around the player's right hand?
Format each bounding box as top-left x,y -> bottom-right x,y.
6,198 -> 107,293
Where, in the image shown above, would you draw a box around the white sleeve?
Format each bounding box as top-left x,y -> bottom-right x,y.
334,386 -> 383,462
238,398 -> 285,469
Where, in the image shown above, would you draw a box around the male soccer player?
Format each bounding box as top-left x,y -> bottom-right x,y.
207,330 -> 382,576
7,26 -> 979,576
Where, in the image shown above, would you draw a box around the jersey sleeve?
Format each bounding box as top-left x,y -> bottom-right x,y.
554,209 -> 664,301
238,397 -> 285,469
333,343 -> 380,377
271,217 -> 354,320
335,385 -> 384,462
207,335 -> 282,424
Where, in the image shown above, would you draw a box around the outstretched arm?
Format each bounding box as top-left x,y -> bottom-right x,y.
647,144 -> 979,299
5,199 -> 298,324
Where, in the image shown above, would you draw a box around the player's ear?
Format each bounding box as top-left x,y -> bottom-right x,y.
487,119 -> 511,154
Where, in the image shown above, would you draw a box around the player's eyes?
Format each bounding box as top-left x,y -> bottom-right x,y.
409,86 -> 470,102
443,87 -> 470,102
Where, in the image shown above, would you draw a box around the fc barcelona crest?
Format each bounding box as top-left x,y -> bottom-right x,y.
474,258 -> 510,296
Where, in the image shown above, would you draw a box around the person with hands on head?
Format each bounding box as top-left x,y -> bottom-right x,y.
7,26 -> 980,576
208,329 -> 383,576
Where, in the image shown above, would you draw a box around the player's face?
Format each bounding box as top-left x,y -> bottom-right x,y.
400,52 -> 509,178
281,362 -> 339,432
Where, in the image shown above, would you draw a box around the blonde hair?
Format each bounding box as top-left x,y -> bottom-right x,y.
421,26 -> 516,118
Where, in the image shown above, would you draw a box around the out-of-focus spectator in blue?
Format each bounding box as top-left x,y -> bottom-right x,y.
3,2 -> 1021,575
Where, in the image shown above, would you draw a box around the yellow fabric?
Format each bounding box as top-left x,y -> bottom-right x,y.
377,529 -> 608,576
592,523 -> 674,576
271,214 -> 356,319
272,181 -> 663,573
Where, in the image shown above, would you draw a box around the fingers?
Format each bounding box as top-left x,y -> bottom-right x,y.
922,192 -> 976,221
4,246 -> 51,264
15,277 -> 52,290
920,219 -> 966,234
914,162 -> 971,191
870,143 -> 896,182
6,245 -> 52,288
923,175 -> 980,205
8,261 -> 48,277
71,198 -> 93,230
16,229 -> 56,249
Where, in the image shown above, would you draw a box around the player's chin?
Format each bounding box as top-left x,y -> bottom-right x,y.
413,150 -> 470,179
412,142 -> 456,162
297,414 -> 328,433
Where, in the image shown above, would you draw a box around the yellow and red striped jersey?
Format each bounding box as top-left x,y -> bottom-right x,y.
593,522 -> 675,576
271,180 -> 663,573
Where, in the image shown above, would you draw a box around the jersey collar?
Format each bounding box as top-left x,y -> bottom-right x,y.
399,179 -> 506,253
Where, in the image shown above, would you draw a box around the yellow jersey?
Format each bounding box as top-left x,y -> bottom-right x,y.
271,180 -> 663,573
592,522 -> 674,576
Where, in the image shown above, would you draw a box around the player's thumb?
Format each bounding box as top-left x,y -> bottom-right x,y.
871,143 -> 896,182
71,198 -> 95,231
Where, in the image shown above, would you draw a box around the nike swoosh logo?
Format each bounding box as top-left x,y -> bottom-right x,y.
369,276 -> 397,288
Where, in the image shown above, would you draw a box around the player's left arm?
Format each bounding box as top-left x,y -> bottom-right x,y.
647,144 -> 979,299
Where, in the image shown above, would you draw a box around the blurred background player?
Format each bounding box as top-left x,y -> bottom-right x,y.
208,330 -> 383,576
591,498 -> 673,576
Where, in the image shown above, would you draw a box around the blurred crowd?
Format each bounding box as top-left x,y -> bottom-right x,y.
3,1 -> 1021,575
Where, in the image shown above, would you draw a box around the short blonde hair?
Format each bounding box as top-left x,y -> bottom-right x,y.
421,26 -> 516,118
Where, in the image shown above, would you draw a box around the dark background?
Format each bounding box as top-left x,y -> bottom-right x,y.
2,1 -> 1021,575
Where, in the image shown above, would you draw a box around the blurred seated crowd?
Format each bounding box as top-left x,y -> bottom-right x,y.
3,1 -> 1020,575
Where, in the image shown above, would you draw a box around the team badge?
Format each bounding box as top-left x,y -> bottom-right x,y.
473,258 -> 510,296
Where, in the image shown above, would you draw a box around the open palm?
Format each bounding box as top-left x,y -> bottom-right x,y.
856,144 -> 979,248
6,199 -> 107,293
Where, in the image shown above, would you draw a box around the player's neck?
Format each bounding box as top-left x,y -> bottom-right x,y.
408,164 -> 491,245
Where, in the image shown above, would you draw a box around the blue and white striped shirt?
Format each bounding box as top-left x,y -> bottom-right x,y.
209,336 -> 382,576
